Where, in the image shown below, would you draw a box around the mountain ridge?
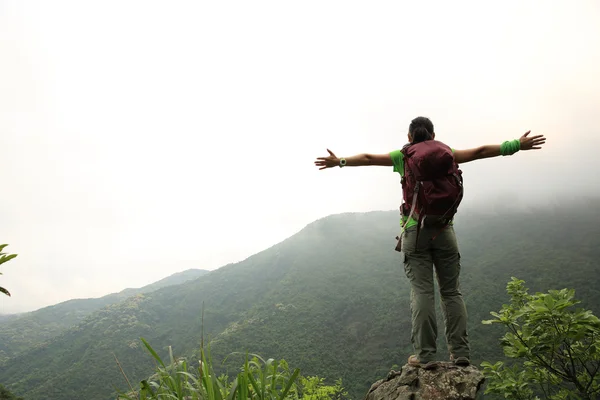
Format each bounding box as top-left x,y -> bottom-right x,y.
0,268 -> 209,363
1,202 -> 599,400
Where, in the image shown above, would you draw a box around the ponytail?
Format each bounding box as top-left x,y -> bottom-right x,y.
408,116 -> 435,144
411,126 -> 433,144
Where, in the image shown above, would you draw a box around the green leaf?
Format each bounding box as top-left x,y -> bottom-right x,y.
140,337 -> 166,369
278,368 -> 300,400
0,253 -> 17,266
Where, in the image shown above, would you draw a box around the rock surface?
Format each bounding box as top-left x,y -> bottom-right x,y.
365,362 -> 485,400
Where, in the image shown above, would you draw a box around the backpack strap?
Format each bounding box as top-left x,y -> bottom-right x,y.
399,145 -> 424,252
396,185 -> 423,253
400,181 -> 420,234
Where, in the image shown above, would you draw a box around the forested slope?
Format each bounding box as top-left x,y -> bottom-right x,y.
1,203 -> 598,400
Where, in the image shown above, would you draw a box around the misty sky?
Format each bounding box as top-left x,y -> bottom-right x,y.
1,0 -> 599,313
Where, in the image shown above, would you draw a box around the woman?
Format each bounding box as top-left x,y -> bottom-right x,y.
314,116 -> 546,368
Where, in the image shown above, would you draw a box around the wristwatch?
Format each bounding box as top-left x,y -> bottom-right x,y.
339,158 -> 347,168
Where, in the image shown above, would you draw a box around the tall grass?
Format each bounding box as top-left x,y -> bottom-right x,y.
115,338 -> 345,400
116,304 -> 346,400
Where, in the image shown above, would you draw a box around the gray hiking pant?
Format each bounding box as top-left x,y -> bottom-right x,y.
401,225 -> 470,362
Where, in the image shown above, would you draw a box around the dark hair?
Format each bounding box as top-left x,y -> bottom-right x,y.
409,116 -> 434,144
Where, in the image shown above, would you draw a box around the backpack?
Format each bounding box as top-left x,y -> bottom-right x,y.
395,140 -> 464,252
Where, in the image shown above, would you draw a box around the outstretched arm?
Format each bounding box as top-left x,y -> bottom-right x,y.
454,130 -> 546,164
314,149 -> 393,170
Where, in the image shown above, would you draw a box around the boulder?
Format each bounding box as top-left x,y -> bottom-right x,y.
365,362 -> 485,400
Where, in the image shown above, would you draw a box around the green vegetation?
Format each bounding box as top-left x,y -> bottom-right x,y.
0,384 -> 23,400
0,269 -> 208,363
0,244 -> 18,297
0,203 -> 599,400
116,338 -> 347,400
482,278 -> 600,399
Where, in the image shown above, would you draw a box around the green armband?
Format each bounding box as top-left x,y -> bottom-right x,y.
500,139 -> 521,156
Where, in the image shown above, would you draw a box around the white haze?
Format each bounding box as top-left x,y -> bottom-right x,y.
1,0 -> 599,313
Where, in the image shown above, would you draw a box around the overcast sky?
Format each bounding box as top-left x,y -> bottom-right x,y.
1,0 -> 599,313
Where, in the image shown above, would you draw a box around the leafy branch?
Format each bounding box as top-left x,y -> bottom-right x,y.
0,244 -> 18,297
481,277 -> 600,399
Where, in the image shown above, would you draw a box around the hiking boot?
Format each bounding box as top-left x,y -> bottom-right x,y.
450,354 -> 470,366
407,355 -> 439,370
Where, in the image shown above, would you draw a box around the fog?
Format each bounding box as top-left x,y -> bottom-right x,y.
1,0 -> 599,313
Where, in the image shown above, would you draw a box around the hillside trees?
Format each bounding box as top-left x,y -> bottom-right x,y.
0,384 -> 24,400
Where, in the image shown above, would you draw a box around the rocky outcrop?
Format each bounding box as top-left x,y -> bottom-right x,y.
365,362 -> 485,400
